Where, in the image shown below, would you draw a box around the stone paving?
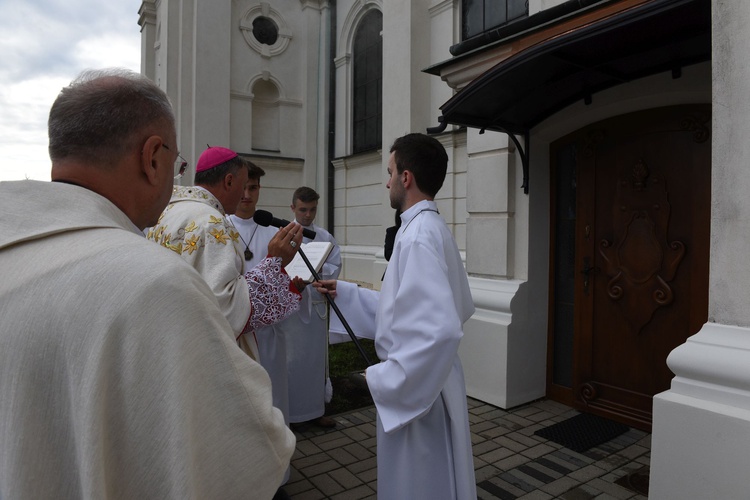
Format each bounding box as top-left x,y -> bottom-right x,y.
287,398 -> 651,499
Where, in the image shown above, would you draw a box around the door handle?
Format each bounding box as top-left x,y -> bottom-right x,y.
581,257 -> 599,294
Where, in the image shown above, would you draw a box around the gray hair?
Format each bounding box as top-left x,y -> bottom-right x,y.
48,68 -> 174,166
194,156 -> 248,186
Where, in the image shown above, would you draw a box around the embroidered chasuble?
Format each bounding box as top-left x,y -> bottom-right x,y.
147,186 -> 300,360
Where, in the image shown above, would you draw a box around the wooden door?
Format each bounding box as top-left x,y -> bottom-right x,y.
547,105 -> 711,430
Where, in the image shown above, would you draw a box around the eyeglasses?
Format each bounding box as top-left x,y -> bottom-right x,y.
162,144 -> 188,179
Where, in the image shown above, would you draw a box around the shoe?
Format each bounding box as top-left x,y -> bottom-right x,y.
312,415 -> 336,428
272,487 -> 291,500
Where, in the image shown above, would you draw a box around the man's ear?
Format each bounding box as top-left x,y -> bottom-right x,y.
223,172 -> 234,191
141,135 -> 163,186
402,170 -> 413,190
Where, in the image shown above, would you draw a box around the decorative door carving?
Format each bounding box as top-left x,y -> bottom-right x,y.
599,159 -> 685,332
548,105 -> 710,430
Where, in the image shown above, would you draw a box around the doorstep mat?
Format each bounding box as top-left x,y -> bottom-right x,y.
534,412 -> 629,453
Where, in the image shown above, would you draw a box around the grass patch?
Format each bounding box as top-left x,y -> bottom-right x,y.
329,339 -> 377,377
326,339 -> 377,415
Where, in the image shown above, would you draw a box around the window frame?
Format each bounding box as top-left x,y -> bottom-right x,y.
462,0 -> 529,40
351,10 -> 383,154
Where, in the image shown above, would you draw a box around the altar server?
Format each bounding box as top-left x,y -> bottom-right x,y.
314,133 -> 476,500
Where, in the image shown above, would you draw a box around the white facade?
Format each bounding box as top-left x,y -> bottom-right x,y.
139,0 -> 331,217
650,2 -> 750,498
140,0 -> 750,495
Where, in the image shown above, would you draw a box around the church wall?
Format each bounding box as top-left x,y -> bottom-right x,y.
141,0 -> 331,217
332,0 -> 469,283
651,1 -> 750,496
229,0 -> 305,212
230,0 -> 307,157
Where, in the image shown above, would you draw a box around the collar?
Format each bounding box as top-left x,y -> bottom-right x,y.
0,180 -> 141,250
170,185 -> 225,215
400,199 -> 438,226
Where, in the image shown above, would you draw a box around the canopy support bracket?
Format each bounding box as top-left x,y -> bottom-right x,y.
481,126 -> 530,194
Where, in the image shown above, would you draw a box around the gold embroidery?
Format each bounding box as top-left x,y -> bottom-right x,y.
184,221 -> 198,233
209,228 -> 230,244
229,230 -> 240,244
155,229 -> 182,255
209,215 -> 223,225
184,234 -> 200,254
166,242 -> 183,255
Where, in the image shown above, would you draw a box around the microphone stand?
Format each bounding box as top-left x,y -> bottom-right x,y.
296,247 -> 374,366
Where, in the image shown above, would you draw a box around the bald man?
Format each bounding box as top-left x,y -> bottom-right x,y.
0,69 -> 294,499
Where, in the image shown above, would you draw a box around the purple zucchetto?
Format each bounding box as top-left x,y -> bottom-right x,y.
195,146 -> 238,173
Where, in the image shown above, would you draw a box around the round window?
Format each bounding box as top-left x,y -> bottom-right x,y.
252,17 -> 278,45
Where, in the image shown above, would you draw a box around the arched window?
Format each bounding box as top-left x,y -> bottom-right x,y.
352,10 -> 382,153
252,79 -> 280,152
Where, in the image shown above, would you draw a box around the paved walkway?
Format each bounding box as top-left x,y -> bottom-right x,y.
287,398 -> 650,499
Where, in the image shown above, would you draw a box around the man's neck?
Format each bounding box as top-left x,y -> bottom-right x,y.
234,208 -> 255,220
197,184 -> 226,210
401,194 -> 432,213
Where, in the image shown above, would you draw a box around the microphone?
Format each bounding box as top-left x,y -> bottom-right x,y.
253,210 -> 316,239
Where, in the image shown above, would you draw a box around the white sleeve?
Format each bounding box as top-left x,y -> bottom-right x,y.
328,280 -> 379,343
366,240 -> 463,433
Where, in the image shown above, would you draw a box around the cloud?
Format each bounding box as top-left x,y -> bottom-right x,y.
0,0 -> 142,181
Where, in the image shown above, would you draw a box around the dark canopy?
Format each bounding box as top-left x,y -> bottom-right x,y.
436,0 -> 710,135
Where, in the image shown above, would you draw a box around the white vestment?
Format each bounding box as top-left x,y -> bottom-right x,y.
283,223 -> 341,422
147,187 -> 300,361
226,214 -> 279,269
0,180 -> 294,500
329,200 -> 477,500
227,217 -> 293,483
228,222 -> 289,416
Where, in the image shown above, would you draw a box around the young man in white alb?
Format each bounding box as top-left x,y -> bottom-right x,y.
283,187 -> 341,429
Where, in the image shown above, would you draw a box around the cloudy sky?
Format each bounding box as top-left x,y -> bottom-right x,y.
0,0 -> 142,181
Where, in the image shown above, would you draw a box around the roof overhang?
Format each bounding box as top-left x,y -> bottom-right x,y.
436,0 -> 711,136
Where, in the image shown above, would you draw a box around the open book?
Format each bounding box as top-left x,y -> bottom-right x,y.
284,241 -> 334,283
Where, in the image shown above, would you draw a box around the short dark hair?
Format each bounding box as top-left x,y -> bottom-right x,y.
247,160 -> 266,181
389,133 -> 448,198
194,156 -> 247,186
48,69 -> 174,167
292,186 -> 320,205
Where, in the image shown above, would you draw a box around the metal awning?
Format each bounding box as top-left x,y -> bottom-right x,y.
433,0 -> 710,191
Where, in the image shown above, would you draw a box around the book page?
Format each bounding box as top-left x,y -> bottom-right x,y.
284,241 -> 333,282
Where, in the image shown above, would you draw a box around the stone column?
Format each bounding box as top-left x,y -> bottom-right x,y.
138,0 -> 157,79
300,1 -> 331,223
190,0 -> 232,157
465,129 -> 514,279
650,2 -> 750,498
